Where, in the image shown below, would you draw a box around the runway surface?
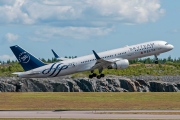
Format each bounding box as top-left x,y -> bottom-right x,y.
0,110 -> 180,119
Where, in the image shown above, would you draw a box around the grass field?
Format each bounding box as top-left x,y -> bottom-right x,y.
0,92 -> 180,110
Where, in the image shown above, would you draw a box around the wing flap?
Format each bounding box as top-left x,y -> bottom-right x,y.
91,50 -> 112,70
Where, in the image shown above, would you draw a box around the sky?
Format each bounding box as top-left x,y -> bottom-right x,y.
0,0 -> 180,62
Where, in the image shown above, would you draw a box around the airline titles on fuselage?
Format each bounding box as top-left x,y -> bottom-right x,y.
129,43 -> 155,51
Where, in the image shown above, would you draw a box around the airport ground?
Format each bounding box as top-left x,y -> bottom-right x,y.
0,93 -> 180,119
0,92 -> 180,110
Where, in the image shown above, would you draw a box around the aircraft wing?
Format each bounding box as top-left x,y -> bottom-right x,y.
91,59 -> 111,70
51,49 -> 59,58
57,57 -> 70,61
90,50 -> 119,70
51,49 -> 71,61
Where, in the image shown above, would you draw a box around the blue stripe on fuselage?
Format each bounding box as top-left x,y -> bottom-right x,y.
53,65 -> 68,77
49,63 -> 62,77
42,63 -> 57,75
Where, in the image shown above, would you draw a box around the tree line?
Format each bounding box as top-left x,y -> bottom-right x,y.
129,56 -> 176,64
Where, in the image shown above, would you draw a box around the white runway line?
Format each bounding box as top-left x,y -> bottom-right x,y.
0,110 -> 180,119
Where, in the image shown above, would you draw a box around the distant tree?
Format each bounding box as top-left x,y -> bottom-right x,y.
51,58 -> 58,62
7,59 -> 11,64
41,58 -> 46,63
167,56 -> 173,62
47,59 -> 51,63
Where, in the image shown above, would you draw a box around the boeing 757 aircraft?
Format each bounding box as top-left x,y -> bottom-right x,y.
10,41 -> 174,79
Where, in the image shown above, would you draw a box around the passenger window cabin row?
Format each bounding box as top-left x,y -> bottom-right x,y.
80,52 -> 127,64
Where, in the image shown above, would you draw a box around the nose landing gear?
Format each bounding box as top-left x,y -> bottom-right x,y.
154,55 -> 159,64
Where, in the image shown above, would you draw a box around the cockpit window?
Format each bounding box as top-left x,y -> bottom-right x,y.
165,43 -> 169,45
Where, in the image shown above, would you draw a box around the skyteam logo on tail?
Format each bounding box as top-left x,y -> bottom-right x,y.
18,52 -> 30,63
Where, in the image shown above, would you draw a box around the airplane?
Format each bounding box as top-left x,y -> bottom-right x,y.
10,40 -> 174,79
51,49 -> 70,61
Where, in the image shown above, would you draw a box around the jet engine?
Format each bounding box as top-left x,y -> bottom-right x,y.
108,59 -> 129,69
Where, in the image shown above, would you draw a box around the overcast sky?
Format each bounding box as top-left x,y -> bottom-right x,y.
0,0 -> 179,61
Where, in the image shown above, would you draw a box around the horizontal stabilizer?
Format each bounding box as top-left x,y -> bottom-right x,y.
58,57 -> 70,61
12,72 -> 23,75
12,71 -> 41,77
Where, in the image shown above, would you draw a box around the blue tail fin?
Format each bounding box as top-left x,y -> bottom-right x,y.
10,45 -> 46,71
51,49 -> 59,58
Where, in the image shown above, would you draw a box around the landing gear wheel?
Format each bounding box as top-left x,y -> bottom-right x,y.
97,75 -> 101,79
154,55 -> 159,64
89,74 -> 93,79
155,60 -> 158,64
100,74 -> 105,77
92,73 -> 97,77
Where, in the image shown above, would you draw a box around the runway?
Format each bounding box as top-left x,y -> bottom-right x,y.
0,110 -> 180,119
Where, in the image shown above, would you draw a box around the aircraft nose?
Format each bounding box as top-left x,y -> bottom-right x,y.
169,44 -> 174,50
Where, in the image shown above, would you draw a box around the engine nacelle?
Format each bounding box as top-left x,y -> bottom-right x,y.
108,59 -> 129,70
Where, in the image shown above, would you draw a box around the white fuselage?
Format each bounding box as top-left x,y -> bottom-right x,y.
18,41 -> 174,78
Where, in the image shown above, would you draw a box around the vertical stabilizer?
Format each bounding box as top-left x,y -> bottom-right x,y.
10,45 -> 46,71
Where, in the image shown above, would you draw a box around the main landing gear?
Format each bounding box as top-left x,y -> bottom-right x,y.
89,69 -> 105,79
96,74 -> 105,79
89,73 -> 97,79
154,55 -> 159,64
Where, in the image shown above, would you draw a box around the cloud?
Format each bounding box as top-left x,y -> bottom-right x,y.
0,0 -> 33,24
172,29 -> 179,33
85,0 -> 165,24
0,0 -> 165,25
33,26 -> 113,40
0,55 -> 16,61
0,0 -> 15,6
0,0 -> 165,40
5,33 -> 19,42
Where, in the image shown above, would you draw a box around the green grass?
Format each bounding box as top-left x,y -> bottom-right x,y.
0,93 -> 180,110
